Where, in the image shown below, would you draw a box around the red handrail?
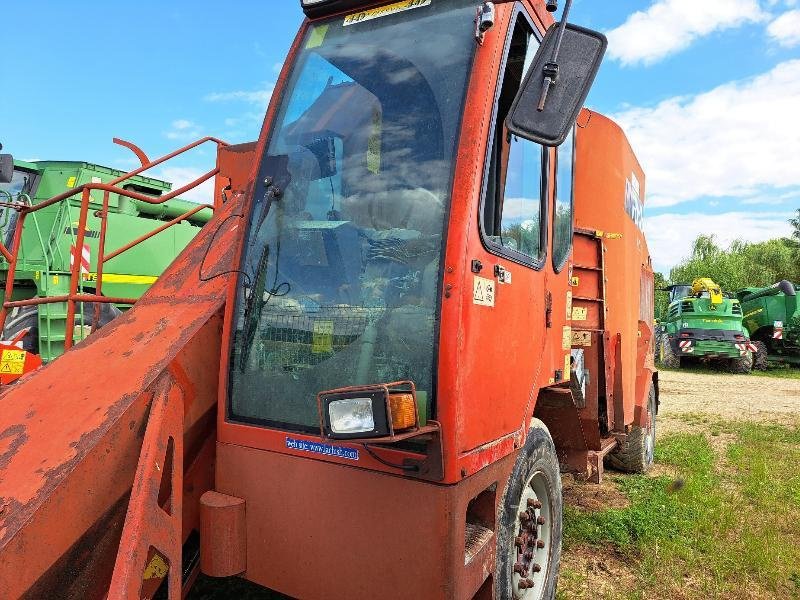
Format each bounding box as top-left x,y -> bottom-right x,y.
0,136 -> 227,351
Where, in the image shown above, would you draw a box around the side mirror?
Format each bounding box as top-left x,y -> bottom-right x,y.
506,23 -> 607,147
0,154 -> 13,184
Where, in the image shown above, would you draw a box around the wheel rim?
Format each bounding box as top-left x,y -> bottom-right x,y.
644,395 -> 656,465
509,470 -> 553,599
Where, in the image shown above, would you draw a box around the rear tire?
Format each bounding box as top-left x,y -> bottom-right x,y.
752,341 -> 769,371
606,384 -> 656,474
496,420 -> 562,600
658,333 -> 681,369
2,306 -> 39,353
727,351 -> 753,374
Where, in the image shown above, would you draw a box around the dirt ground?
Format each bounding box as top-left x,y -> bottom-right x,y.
560,368 -> 800,600
657,369 -> 800,427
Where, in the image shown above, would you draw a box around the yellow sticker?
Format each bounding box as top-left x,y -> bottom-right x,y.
312,320 -> 334,354
565,354 -> 571,379
571,306 -> 588,321
566,291 -> 573,320
52,275 -> 59,285
344,0 -> 431,26
306,24 -> 329,49
67,176 -> 77,188
570,276 -> 579,287
572,331 -> 592,347
562,326 -> 572,350
142,553 -> 169,580
0,349 -> 26,375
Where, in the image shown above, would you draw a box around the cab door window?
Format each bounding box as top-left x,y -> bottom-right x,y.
552,126 -> 575,271
481,14 -> 546,267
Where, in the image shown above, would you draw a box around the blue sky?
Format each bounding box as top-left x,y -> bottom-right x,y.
3,0 -> 799,274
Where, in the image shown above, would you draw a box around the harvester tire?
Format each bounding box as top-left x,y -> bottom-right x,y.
658,334 -> 680,369
496,419 -> 562,600
1,302 -> 122,355
752,341 -> 769,371
2,306 -> 39,353
727,351 -> 753,374
606,385 -> 656,474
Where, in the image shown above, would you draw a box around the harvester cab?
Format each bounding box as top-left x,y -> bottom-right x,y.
738,280 -> 800,368
657,278 -> 755,373
0,2 -> 659,599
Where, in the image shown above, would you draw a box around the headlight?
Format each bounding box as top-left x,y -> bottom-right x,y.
319,385 -> 419,440
328,397 -> 375,434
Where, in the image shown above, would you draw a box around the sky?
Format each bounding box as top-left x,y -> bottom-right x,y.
2,0 -> 799,275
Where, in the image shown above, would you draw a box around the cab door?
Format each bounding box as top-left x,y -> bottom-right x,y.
455,8 -> 552,453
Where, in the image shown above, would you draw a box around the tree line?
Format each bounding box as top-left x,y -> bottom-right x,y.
654,209 -> 800,317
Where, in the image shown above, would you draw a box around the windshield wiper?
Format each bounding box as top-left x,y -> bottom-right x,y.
240,244 -> 270,372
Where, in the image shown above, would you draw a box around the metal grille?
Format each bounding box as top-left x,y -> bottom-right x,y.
255,305 -> 379,371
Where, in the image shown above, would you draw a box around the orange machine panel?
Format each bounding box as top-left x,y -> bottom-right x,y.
573,109 -> 654,424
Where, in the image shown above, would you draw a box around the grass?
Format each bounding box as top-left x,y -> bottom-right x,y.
558,422 -> 800,599
659,364 -> 800,380
658,365 -> 800,379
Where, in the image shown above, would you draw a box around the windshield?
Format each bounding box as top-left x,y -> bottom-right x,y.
228,0 -> 477,432
0,168 -> 38,201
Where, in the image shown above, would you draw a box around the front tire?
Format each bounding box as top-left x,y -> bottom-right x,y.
752,341 -> 769,371
606,384 -> 657,473
727,351 -> 753,374
658,333 -> 681,369
496,420 -> 562,600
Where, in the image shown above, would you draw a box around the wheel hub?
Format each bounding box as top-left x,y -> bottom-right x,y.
510,472 -> 552,599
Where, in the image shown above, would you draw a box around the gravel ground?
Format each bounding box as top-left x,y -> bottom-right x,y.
657,369 -> 800,425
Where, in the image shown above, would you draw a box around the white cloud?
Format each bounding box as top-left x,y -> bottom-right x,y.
644,211 -> 793,273
157,166 -> 216,204
204,84 -> 274,106
767,9 -> 800,46
607,0 -> 766,66
164,119 -> 202,141
613,59 -> 800,208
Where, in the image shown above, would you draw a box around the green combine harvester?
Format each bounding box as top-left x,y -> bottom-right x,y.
0,154 -> 212,362
657,278 -> 755,373
737,280 -> 799,369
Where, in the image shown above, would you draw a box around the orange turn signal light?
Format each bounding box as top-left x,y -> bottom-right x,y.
389,393 -> 417,431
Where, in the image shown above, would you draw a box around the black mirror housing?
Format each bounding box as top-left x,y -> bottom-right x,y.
0,154 -> 13,184
506,23 -> 607,147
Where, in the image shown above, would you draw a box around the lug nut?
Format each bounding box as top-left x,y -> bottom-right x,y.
513,563 -> 525,575
532,563 -> 542,573
527,499 -> 542,509
537,539 -> 545,549
537,516 -> 546,525
515,536 -> 525,547
524,551 -> 534,560
518,578 -> 535,589
519,511 -> 531,522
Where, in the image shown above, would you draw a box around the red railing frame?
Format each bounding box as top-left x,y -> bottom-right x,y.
0,136 -> 227,351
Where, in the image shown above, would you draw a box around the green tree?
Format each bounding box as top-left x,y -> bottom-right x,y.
670,235 -> 799,293
790,208 -> 800,245
653,271 -> 670,320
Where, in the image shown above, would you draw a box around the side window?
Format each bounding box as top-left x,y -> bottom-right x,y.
553,126 -> 575,271
482,15 -> 545,265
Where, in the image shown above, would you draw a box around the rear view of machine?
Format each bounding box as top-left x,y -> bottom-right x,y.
738,280 -> 799,369
657,278 -> 755,373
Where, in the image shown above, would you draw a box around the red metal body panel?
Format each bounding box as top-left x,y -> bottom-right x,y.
215,440 -> 516,600
572,110 -> 655,425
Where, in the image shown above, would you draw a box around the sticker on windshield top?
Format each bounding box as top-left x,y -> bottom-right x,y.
344,0 -> 432,26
